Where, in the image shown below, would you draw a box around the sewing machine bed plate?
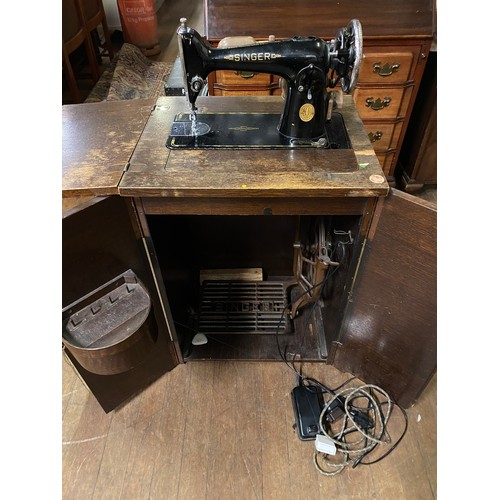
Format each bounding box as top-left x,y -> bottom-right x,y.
166,112 -> 351,150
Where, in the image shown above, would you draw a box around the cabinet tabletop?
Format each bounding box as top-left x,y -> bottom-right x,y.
119,95 -> 388,198
62,99 -> 155,197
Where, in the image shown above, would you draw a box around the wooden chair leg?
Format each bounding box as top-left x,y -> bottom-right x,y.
83,33 -> 100,83
62,47 -> 82,103
101,17 -> 115,61
90,29 -> 103,65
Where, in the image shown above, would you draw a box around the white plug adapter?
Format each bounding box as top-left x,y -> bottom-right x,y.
314,434 -> 337,455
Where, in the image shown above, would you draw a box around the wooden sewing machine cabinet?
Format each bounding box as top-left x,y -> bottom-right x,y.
62,96 -> 436,413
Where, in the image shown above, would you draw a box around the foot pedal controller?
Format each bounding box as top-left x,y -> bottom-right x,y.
291,385 -> 323,440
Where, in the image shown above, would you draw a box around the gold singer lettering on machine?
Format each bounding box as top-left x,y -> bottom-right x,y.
223,53 -> 283,62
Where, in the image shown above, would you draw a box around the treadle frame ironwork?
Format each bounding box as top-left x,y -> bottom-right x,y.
197,281 -> 288,334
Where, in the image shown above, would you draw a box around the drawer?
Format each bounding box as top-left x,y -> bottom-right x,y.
215,70 -> 273,86
353,88 -> 406,120
359,51 -> 414,83
376,151 -> 396,176
365,122 -> 404,151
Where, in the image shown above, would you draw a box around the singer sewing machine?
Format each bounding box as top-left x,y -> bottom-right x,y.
167,17 -> 362,149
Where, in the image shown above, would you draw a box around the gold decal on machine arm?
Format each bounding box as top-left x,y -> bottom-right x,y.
299,103 -> 315,122
228,126 -> 259,132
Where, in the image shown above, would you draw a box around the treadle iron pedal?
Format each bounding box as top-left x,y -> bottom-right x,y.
197,281 -> 290,334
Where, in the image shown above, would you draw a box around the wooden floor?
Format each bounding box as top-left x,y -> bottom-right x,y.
62,1 -> 436,498
63,357 -> 436,500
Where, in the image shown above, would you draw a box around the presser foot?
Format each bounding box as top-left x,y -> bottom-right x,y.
169,120 -> 211,137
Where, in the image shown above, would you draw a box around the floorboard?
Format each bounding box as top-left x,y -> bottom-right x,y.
63,355 -> 436,499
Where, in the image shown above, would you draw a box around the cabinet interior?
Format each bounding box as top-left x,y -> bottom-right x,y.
147,214 -> 362,361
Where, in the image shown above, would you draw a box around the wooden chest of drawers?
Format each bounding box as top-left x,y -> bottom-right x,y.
204,0 -> 435,180
354,39 -> 431,176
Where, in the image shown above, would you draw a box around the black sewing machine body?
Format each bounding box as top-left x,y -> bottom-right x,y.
172,18 -> 362,147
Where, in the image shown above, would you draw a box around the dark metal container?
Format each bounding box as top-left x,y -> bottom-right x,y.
62,269 -> 158,375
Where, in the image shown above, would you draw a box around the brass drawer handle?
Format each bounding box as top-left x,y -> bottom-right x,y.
368,131 -> 383,143
235,71 -> 256,79
365,97 -> 391,110
372,62 -> 400,77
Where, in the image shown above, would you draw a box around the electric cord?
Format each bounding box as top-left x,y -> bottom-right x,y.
274,269 -> 338,379
300,374 -> 357,397
353,401 -> 408,467
312,383 -> 407,476
314,384 -> 388,475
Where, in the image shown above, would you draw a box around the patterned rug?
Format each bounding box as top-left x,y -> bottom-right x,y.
85,43 -> 173,103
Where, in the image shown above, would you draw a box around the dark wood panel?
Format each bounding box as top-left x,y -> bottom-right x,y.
62,99 -> 154,196
398,50 -> 437,190
63,197 -> 144,306
63,333 -> 178,413
62,196 -> 179,411
141,196 -> 368,215
333,189 -> 436,408
204,0 -> 434,39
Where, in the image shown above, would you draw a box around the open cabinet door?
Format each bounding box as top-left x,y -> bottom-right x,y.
62,196 -> 180,412
333,189 -> 436,408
